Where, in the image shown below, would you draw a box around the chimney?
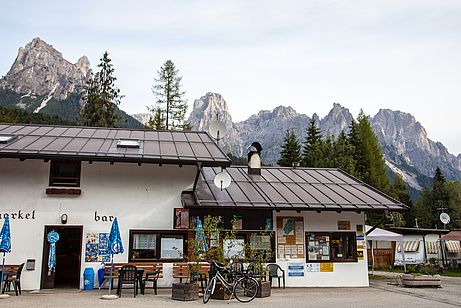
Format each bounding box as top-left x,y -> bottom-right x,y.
248,142 -> 263,175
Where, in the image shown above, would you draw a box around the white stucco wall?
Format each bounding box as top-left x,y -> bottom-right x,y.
274,211 -> 368,287
0,158 -> 196,290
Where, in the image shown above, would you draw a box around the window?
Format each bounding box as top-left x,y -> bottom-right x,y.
117,139 -> 140,148
223,237 -> 245,259
306,232 -> 357,262
49,160 -> 81,187
0,135 -> 17,144
129,230 -> 186,261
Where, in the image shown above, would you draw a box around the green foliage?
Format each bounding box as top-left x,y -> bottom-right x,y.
148,60 -> 189,130
332,131 -> 355,174
0,106 -> 74,125
278,129 -> 302,167
410,167 -> 461,228
390,175 -> 413,227
80,51 -> 122,127
302,118 -> 324,167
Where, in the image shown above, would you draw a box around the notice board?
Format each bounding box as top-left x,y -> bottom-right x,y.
276,216 -> 305,259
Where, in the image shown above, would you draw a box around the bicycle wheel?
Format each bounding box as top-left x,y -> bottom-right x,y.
203,276 -> 216,304
233,276 -> 259,303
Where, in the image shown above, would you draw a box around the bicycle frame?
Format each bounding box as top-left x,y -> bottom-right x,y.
208,269 -> 235,298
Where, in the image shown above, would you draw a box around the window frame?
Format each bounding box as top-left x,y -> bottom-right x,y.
216,230 -> 275,263
49,160 -> 81,187
305,231 -> 357,263
128,230 -> 187,262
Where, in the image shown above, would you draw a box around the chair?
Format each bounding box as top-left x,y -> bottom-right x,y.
267,263 -> 285,288
117,265 -> 138,297
142,270 -> 159,295
3,263 -> 24,296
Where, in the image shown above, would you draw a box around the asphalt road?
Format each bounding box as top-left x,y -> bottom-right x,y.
1,276 -> 460,308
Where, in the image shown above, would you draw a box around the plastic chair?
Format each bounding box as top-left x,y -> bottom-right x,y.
266,263 -> 285,288
117,265 -> 138,297
142,270 -> 160,295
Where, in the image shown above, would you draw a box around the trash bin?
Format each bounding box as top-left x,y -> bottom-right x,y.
83,268 -> 95,290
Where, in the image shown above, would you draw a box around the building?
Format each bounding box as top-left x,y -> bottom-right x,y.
0,124 -> 408,290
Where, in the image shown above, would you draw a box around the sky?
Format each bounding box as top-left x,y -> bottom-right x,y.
1,1 -> 461,154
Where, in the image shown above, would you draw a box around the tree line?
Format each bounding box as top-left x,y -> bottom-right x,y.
278,112 -> 461,228
80,52 -> 189,130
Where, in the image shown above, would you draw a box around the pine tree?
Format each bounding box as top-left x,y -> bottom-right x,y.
148,60 -> 188,130
351,111 -> 391,193
278,129 -> 302,167
390,175 -> 413,227
302,118 -> 324,167
80,51 -> 122,127
332,131 -> 355,174
147,106 -> 165,130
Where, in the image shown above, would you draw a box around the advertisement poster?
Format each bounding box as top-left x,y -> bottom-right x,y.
85,232 -> 110,262
278,245 -> 285,259
85,243 -> 98,262
337,221 -> 351,230
320,263 -> 334,272
174,208 -> 189,229
357,250 -> 364,260
283,218 -> 295,235
356,224 -> 364,234
295,221 -> 304,244
306,263 -> 320,272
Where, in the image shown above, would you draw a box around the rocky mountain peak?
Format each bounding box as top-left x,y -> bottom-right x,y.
187,92 -> 233,132
320,103 -> 353,138
0,37 -> 91,100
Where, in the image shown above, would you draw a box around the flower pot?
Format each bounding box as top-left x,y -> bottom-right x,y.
172,283 -> 199,301
257,281 -> 271,298
402,274 -> 441,287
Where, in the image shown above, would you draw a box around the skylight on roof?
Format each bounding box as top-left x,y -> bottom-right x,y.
0,135 -> 17,144
117,139 -> 140,148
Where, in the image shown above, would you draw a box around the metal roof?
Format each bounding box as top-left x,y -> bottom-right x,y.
185,166 -> 408,212
0,124 -> 231,167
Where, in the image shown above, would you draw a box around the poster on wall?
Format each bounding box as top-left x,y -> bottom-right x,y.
276,217 -> 305,259
174,208 -> 189,229
306,263 -> 320,272
232,216 -> 243,230
337,221 -> 351,230
320,263 -> 334,272
288,262 -> 305,276
357,250 -> 364,260
85,232 -> 110,262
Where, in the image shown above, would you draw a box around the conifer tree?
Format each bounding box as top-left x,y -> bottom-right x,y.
302,118 -> 324,167
80,51 -> 122,127
332,131 -> 355,174
350,111 -> 391,193
278,129 -> 302,167
390,175 -> 413,227
148,60 -> 189,130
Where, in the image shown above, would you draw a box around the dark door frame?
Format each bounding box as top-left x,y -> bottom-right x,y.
41,225 -> 83,289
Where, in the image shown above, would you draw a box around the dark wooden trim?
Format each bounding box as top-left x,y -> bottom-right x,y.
46,188 -> 81,195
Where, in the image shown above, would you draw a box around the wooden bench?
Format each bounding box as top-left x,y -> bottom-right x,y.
173,262 -> 210,282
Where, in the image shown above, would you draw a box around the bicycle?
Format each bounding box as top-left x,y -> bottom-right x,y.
203,260 -> 259,303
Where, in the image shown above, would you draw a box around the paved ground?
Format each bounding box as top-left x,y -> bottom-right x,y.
1,274 -> 460,308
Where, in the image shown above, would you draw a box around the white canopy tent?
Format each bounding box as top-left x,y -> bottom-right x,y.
366,225 -> 406,273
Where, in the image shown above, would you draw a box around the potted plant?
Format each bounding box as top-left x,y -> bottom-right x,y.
402,264 -> 442,287
245,232 -> 273,298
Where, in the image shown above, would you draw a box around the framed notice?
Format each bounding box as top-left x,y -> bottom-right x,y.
337,221 -> 351,230
320,263 -> 334,272
276,217 -> 304,259
174,208 -> 189,229
357,250 -> 364,260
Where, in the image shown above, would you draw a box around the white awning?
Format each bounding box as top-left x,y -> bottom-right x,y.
426,241 -> 438,254
446,241 -> 461,253
397,241 -> 420,252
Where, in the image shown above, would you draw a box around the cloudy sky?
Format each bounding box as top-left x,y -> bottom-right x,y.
1,1 -> 461,153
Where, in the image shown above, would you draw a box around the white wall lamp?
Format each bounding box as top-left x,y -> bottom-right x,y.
61,213 -> 68,224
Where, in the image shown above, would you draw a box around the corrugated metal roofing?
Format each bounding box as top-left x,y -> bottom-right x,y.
186,166 -> 408,212
0,124 -> 231,167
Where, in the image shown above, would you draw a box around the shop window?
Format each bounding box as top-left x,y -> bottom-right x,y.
49,160 -> 81,187
223,237 -> 245,259
129,230 -> 185,261
306,232 -> 357,263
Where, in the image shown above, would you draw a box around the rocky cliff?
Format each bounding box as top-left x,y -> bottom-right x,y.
1,37 -> 91,101
186,93 -> 461,190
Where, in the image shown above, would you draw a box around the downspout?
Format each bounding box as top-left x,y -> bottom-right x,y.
422,234 -> 427,263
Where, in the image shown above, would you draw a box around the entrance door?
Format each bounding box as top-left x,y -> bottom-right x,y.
41,226 -> 83,289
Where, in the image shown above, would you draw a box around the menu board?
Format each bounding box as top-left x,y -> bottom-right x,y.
276,217 -> 304,259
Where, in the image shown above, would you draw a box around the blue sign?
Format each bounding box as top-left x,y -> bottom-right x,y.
288,272 -> 304,277
287,261 -> 305,277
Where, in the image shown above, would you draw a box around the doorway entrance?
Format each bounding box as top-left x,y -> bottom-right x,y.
41,226 -> 83,289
